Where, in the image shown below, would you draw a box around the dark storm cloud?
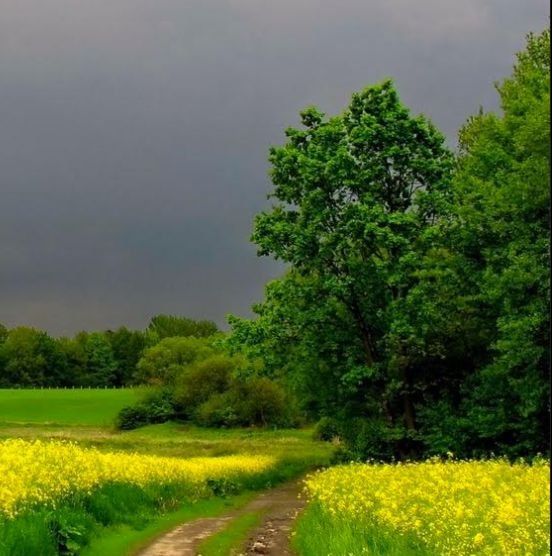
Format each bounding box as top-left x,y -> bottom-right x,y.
0,0 -> 548,335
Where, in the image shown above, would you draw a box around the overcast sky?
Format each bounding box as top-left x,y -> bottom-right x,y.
0,1 -> 548,336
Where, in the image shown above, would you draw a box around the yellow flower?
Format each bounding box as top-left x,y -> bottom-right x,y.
303,457 -> 550,556
473,533 -> 484,545
0,439 -> 276,518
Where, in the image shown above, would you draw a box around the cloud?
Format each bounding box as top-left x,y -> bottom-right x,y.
0,0 -> 548,335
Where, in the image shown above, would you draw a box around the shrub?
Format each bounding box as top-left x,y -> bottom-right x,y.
195,393 -> 240,428
173,355 -> 234,418
135,337 -> 217,385
116,389 -> 175,430
195,377 -> 296,428
116,405 -> 150,430
230,377 -> 288,427
143,389 -> 175,423
313,417 -> 341,441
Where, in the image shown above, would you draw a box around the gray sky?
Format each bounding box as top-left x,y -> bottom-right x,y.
0,1 -> 548,336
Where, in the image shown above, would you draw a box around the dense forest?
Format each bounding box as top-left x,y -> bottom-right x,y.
1,29 -> 549,460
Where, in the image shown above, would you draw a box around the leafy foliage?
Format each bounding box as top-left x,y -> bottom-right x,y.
0,327 -> 68,388
230,29 -> 550,459
231,79 -> 454,455
172,355 -> 234,418
135,336 -> 217,385
146,314 -> 218,342
116,389 -> 174,430
445,28 -> 551,457
105,327 -> 147,387
0,313 -> 218,388
195,377 -> 292,428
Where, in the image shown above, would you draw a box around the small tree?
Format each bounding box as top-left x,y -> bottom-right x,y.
146,314 -> 218,342
135,336 -> 216,385
83,333 -> 117,387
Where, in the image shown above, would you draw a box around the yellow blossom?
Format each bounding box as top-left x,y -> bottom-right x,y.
0,439 -> 275,518
303,458 -> 549,555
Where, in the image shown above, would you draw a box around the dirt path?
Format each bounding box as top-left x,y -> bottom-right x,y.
240,480 -> 305,555
137,479 -> 305,556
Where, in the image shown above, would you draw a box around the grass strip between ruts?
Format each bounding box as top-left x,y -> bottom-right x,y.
197,509 -> 267,556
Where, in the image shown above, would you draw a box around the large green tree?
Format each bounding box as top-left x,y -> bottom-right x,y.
448,28 -> 550,456
232,80 -> 454,454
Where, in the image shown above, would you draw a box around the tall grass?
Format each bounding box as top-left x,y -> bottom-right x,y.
0,482 -> 187,556
293,502 -> 428,556
0,464 -> 302,556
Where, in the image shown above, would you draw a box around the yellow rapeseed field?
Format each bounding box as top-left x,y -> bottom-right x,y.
304,458 -> 550,555
0,439 -> 274,518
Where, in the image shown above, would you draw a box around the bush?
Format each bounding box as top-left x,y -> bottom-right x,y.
116,389 -> 175,430
313,417 -> 341,441
230,377 -> 289,427
173,356 -> 234,418
116,405 -> 150,430
118,352 -> 299,431
195,393 -> 239,428
195,377 -> 297,428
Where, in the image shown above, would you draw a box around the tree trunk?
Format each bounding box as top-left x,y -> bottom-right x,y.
349,298 -> 375,367
403,392 -> 416,430
400,365 -> 416,431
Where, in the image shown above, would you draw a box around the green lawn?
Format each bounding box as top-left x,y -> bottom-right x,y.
0,388 -> 146,426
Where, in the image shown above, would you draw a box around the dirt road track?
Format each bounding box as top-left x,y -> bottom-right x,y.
137,479 -> 305,556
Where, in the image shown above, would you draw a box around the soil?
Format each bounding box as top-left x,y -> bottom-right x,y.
137,479 -> 305,556
239,480 -> 305,556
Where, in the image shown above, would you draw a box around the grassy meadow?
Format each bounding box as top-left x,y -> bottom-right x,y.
0,388 -> 333,555
0,388 -> 145,426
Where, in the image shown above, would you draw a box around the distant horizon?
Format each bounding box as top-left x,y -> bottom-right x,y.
1,311 -> 231,338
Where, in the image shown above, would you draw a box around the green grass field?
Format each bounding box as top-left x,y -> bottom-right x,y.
0,389 -> 333,555
0,388 -> 146,426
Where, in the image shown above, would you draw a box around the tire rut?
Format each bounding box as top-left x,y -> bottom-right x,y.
136,479 -> 305,556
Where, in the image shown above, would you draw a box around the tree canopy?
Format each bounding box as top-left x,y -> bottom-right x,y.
230,29 -> 550,459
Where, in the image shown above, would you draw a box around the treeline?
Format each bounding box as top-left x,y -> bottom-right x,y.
227,29 -> 550,459
0,315 -> 218,388
0,315 -> 296,429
